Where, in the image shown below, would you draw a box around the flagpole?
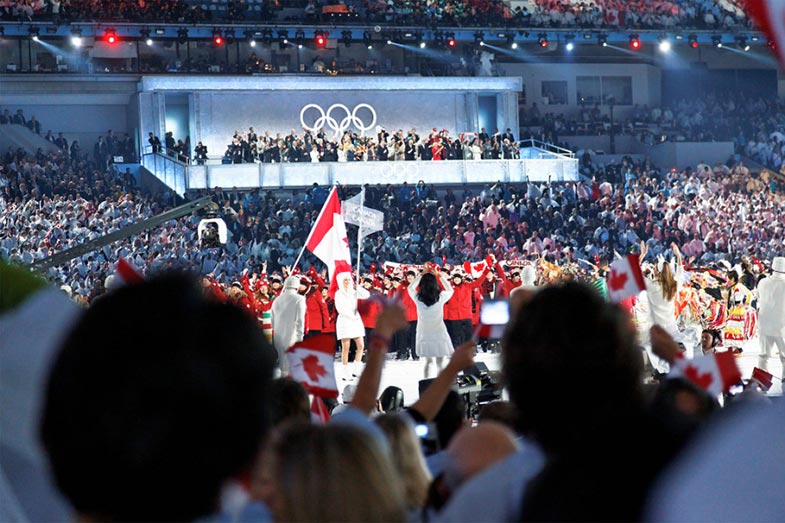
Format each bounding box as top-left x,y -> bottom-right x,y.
355,186 -> 364,287
290,185 -> 336,274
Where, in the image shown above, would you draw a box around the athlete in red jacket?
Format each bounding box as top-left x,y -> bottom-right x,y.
395,271 -> 419,360
444,267 -> 489,347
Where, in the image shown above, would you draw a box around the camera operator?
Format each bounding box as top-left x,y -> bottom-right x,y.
194,141 -> 208,165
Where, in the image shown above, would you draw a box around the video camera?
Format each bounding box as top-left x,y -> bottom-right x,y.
197,207 -> 228,248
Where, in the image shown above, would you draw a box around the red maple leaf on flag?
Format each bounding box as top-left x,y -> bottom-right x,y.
684,364 -> 714,389
302,354 -> 328,382
608,269 -> 628,291
473,263 -> 485,272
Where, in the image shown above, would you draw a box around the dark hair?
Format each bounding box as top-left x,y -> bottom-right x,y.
502,282 -> 641,454
40,274 -> 274,522
269,377 -> 311,426
417,273 -> 441,307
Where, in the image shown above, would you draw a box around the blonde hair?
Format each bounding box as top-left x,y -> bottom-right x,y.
264,422 -> 406,522
658,262 -> 677,302
374,413 -> 432,510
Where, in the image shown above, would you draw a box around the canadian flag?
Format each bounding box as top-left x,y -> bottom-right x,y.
105,257 -> 144,290
751,367 -> 774,391
463,257 -> 491,278
744,1 -> 785,65
606,254 -> 646,303
310,396 -> 331,425
286,334 -> 339,398
670,352 -> 742,396
305,186 -> 353,281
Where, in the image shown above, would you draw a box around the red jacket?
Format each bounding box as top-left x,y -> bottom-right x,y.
359,291 -> 383,328
305,289 -> 330,333
444,269 -> 488,320
495,262 -> 521,297
397,283 -> 418,322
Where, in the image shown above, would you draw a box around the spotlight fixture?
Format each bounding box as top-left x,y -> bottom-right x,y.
688,34 -> 698,48
341,30 -> 352,48
737,36 -> 749,51
261,30 -> 273,46
565,33 -> 575,52
245,30 -> 256,47
278,30 -> 289,46
140,28 -> 151,45
419,40 -> 426,49
314,30 -> 326,48
446,31 -> 456,48
212,29 -> 223,46
387,39 -> 392,45
363,30 -> 372,49
71,27 -> 82,47
658,37 -> 671,52
104,29 -> 118,45
506,33 -> 515,49
474,31 -> 484,44
629,34 -> 641,50
538,33 -> 548,48
295,29 -> 305,48
712,35 -> 722,48
224,28 -> 235,45
177,28 -> 188,44
598,34 -> 607,47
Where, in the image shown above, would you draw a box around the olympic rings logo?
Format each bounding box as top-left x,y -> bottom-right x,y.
300,103 -> 378,139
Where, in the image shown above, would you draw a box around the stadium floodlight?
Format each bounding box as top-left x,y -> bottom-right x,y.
104,29 -> 118,45
565,34 -> 575,52
314,30 -> 325,48
71,28 -> 82,47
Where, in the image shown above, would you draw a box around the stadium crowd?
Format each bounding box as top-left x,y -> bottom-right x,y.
2,131 -> 784,304
524,92 -> 785,175
0,0 -> 751,29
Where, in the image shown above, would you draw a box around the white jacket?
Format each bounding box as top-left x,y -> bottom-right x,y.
758,274 -> 785,337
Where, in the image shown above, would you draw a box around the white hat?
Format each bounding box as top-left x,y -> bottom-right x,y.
773,257 -> 785,274
283,275 -> 301,290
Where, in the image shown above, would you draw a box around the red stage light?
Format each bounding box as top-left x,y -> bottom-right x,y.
105,30 -> 117,44
630,37 -> 640,50
214,35 -> 223,46
316,35 -> 326,47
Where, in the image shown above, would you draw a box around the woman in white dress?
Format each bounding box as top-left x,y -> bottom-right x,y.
334,272 -> 370,375
408,267 -> 454,378
638,241 -> 683,370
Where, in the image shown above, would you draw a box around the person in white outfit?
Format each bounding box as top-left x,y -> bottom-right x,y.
757,256 -> 785,374
334,272 -> 370,375
639,242 -> 683,371
271,275 -> 306,375
408,267 -> 455,378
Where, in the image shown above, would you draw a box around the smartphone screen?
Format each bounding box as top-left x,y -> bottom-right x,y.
480,299 -> 510,325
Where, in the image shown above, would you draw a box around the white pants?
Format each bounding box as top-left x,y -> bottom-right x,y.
758,335 -> 785,372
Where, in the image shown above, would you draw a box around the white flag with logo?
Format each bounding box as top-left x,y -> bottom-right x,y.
342,191 -> 384,238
